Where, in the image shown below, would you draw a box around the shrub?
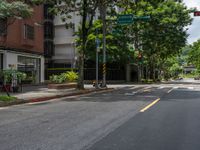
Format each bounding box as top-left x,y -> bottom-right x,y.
1,69 -> 27,84
65,71 -> 78,82
49,73 -> 66,84
49,71 -> 78,83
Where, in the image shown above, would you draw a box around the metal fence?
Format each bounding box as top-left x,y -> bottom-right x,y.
46,68 -> 125,81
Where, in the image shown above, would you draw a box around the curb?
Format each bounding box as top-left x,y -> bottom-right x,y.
0,88 -> 115,107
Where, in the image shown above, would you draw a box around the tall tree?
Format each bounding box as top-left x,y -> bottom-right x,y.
33,0 -> 122,89
33,0 -> 98,89
188,40 -> 200,71
122,0 -> 192,80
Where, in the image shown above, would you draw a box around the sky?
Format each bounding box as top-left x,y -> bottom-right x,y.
183,0 -> 200,44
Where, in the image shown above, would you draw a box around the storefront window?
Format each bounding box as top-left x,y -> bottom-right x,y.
18,56 -> 40,83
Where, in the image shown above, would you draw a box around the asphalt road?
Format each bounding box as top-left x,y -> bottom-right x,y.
88,85 -> 200,150
0,84 -> 200,150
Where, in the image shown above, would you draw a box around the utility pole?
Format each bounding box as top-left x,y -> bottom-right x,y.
99,2 -> 107,88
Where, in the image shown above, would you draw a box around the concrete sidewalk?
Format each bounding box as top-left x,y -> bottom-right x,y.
0,84 -> 115,107
12,85 -> 82,100
10,84 -> 98,100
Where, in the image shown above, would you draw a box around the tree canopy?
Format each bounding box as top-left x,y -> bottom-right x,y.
188,40 -> 200,70
32,0 -> 193,82
0,0 -> 32,19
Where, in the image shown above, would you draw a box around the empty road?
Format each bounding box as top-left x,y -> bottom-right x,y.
0,84 -> 200,150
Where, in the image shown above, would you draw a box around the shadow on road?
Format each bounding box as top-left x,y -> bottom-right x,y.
61,86 -> 165,103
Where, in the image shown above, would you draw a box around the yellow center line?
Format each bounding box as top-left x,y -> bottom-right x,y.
140,98 -> 160,113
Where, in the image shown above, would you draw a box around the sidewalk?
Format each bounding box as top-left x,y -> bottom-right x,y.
0,84 -> 114,106
12,85 -> 84,100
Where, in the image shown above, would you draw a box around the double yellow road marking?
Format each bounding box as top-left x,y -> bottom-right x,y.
140,98 -> 160,112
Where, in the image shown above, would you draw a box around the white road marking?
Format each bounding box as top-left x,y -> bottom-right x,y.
130,86 -> 138,90
167,88 -> 173,93
158,86 -> 164,89
188,87 -> 194,90
125,93 -> 135,96
0,107 -> 9,110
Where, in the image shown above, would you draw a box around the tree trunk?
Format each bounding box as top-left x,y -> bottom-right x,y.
153,63 -> 156,81
146,65 -> 148,80
77,52 -> 84,89
77,0 -> 87,90
99,3 -> 107,87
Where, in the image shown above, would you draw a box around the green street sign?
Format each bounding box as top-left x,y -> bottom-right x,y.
117,14 -> 134,25
134,16 -> 150,21
117,15 -> 150,25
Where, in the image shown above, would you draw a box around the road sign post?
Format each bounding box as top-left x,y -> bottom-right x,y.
95,38 -> 100,89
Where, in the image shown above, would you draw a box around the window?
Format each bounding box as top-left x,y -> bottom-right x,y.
0,19 -> 7,36
24,24 -> 34,40
18,56 -> 41,83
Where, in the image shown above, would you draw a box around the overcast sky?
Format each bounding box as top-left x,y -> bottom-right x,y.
183,0 -> 200,44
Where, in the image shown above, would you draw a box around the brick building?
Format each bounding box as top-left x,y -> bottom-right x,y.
0,5 -> 45,83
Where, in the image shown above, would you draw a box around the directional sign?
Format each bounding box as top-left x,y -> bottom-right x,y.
134,16 -> 150,21
117,14 -> 134,25
194,11 -> 200,16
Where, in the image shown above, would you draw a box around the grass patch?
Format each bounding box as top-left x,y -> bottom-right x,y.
0,96 -> 17,102
179,73 -> 196,78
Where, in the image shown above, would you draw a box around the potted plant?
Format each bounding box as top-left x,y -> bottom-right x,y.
2,69 -> 12,92
2,69 -> 27,92
13,71 -> 27,92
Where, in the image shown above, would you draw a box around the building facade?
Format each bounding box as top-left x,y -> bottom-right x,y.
44,11 -> 80,79
50,13 -> 80,69
53,15 -> 76,68
0,5 -> 45,83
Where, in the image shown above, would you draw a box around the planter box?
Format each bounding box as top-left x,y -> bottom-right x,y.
48,82 -> 77,89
